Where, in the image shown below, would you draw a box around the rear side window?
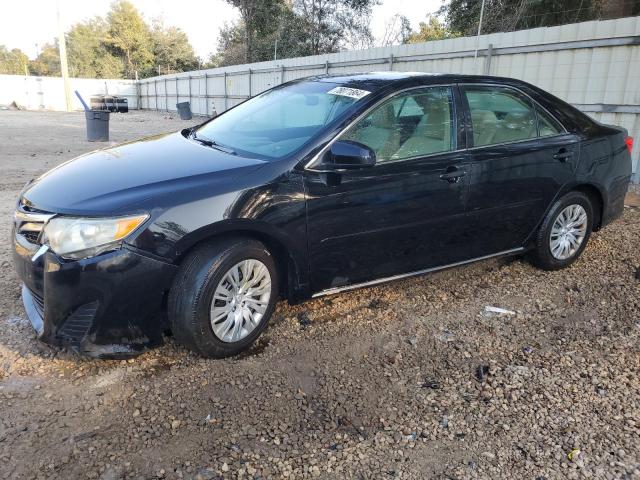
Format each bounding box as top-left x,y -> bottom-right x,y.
537,106 -> 564,136
465,87 -> 537,147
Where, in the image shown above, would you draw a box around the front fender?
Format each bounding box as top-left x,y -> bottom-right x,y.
127,174 -> 310,300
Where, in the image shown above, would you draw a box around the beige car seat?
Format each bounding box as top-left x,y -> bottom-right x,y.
471,109 -> 499,147
392,99 -> 452,159
344,103 -> 401,161
496,112 -> 536,143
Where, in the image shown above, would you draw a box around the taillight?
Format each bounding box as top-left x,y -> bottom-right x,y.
625,136 -> 633,154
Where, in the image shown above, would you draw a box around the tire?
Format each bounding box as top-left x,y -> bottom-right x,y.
530,191 -> 593,271
168,237 -> 278,358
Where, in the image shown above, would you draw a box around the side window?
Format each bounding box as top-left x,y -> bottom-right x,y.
341,86 -> 455,163
537,106 -> 563,136
465,87 -> 537,147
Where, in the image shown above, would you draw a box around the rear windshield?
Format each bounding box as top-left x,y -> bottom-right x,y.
196,81 -> 367,159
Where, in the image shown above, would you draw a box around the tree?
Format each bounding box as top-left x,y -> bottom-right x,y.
293,0 -> 378,54
223,0 -> 286,63
406,16 -> 453,43
67,18 -> 124,78
0,46 -> 30,75
380,14 -> 412,46
151,22 -> 199,75
440,0 -> 606,36
105,0 -> 154,78
218,0 -> 379,66
4,0 -> 198,79
215,21 -> 249,66
29,43 -> 60,76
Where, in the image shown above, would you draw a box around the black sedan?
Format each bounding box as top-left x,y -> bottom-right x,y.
12,72 -> 633,358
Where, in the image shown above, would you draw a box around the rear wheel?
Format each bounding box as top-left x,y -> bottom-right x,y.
168,238 -> 278,358
530,191 -> 593,271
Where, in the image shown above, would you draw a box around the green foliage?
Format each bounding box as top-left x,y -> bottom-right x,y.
293,0 -> 378,54
105,0 -> 154,77
224,0 -> 285,63
440,0 -> 606,36
215,5 -> 312,67
217,0 -> 379,66
215,21 -> 249,67
0,45 -> 30,75
29,43 -> 60,76
406,16 -> 454,43
151,22 -> 200,75
67,18 -> 125,78
19,0 -> 199,79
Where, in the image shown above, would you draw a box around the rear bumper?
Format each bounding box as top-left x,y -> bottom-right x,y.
600,174 -> 630,228
13,236 -> 178,358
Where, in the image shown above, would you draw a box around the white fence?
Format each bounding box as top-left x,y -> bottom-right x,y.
0,75 -> 138,111
0,16 -> 638,179
138,16 -> 640,181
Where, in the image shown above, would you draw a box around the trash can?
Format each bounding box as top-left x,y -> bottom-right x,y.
85,110 -> 110,142
176,101 -> 192,120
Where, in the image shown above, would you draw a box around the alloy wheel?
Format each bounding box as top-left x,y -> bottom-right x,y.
210,259 -> 272,343
549,204 -> 588,260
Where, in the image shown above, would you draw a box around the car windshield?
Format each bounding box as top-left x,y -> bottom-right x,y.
195,81 -> 367,159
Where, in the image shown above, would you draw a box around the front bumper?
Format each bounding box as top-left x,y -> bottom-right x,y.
13,233 -> 178,358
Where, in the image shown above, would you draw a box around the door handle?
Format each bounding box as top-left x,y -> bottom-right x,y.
553,148 -> 573,162
439,167 -> 467,183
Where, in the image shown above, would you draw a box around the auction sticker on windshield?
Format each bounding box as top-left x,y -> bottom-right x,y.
327,86 -> 371,100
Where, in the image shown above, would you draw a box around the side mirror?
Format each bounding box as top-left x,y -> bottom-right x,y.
328,140 -> 376,169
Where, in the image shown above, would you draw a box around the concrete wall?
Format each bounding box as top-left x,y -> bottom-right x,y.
138,16 -> 640,181
0,75 -> 138,111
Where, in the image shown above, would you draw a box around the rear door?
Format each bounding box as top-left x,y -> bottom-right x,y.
461,84 -> 580,257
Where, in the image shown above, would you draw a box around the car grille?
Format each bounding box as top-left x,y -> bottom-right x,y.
21,230 -> 41,244
14,202 -> 54,246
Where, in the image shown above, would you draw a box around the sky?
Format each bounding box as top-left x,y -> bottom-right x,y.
0,0 -> 444,60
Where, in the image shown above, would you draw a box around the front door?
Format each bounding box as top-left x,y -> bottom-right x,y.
304,85 -> 473,293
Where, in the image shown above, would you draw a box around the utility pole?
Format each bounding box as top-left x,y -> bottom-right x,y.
56,1 -> 73,111
477,0 -> 486,38
474,0 -> 486,61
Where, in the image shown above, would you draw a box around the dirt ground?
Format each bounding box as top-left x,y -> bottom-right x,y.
0,110 -> 638,480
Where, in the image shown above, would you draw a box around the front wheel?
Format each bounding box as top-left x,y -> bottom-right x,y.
530,191 -> 593,271
168,238 -> 278,358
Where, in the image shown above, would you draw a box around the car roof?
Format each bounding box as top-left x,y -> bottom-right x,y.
307,71 -> 531,92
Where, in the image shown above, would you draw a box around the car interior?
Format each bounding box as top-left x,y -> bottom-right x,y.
344,87 -> 455,162
342,86 -> 563,160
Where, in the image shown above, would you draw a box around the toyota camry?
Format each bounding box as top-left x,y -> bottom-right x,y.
12,72 -> 633,358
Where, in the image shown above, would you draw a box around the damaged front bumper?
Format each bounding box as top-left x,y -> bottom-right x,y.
13,231 -> 178,359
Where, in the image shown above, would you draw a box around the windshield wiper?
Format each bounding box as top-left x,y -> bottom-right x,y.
191,131 -> 236,155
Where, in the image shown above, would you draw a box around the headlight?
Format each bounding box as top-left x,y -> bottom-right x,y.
43,214 -> 148,259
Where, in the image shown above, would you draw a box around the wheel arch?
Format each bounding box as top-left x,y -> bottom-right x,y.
565,183 -> 605,230
173,220 -> 309,303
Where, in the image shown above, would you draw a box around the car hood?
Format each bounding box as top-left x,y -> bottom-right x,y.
21,131 -> 267,215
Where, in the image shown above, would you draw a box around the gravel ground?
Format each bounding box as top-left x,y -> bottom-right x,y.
0,111 -> 638,480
